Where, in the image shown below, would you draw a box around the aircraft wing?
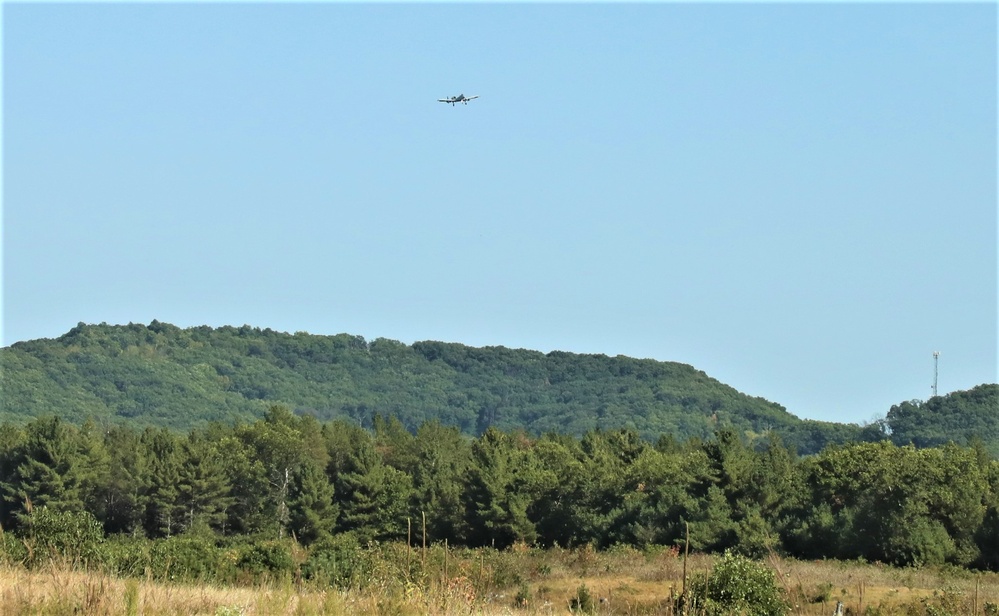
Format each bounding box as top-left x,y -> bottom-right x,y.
466,95 -> 479,101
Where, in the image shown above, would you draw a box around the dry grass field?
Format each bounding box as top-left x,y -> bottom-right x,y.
1,546 -> 997,615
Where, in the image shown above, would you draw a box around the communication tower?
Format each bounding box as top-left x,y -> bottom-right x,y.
931,351 -> 940,397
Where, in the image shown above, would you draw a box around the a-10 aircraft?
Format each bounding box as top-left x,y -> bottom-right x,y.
438,93 -> 479,106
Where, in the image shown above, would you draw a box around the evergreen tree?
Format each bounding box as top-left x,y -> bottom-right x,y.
0,422 -> 26,527
373,414 -> 419,474
176,432 -> 233,533
100,424 -> 147,535
614,446 -> 707,547
573,430 -> 640,545
528,435 -> 588,547
687,484 -> 737,552
1,417 -> 87,525
75,418 -> 112,528
410,421 -> 472,543
287,458 -> 337,545
531,431 -> 636,547
216,433 -> 270,535
327,425 -> 413,543
141,427 -> 184,537
462,428 -> 547,547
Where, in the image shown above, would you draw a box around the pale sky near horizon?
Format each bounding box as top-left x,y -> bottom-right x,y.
2,2 -> 996,425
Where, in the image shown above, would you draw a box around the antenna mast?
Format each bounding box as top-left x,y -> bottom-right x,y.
931,351 -> 940,397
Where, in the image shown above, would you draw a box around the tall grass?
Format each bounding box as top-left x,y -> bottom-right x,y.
1,545 -> 997,615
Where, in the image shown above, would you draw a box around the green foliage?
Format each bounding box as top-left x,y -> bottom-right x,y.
140,427 -> 184,538
235,539 -> 295,577
570,583 -> 595,613
0,321 -> 861,453
327,421 -> 414,543
22,507 -> 104,566
176,431 -> 233,533
802,441 -> 990,567
124,578 -> 139,616
0,416 -> 98,522
975,506 -> 999,570
688,550 -> 788,616
462,428 -> 547,548
96,535 -> 151,578
301,533 -> 371,589
3,322 -> 996,461
147,534 -> 235,583
0,527 -> 28,565
288,459 -> 337,545
100,425 -> 147,535
887,385 -> 999,457
0,343 -> 998,573
410,421 -> 472,543
236,406 -> 317,537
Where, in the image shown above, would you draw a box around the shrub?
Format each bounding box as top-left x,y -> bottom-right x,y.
688,550 -> 788,616
96,536 -> 151,578
236,540 -> 295,578
570,584 -> 595,614
302,533 -> 370,589
148,536 -> 234,583
0,527 -> 28,565
515,583 -> 530,607
21,507 -> 103,566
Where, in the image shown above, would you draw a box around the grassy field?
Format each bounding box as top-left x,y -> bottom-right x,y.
2,545 -> 998,615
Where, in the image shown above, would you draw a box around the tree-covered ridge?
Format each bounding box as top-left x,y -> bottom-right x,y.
1,321 -> 859,453
885,384 -> 999,454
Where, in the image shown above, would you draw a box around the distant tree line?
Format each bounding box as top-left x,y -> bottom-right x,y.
1,409 -> 997,571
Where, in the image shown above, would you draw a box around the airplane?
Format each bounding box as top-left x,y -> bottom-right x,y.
438,93 -> 479,106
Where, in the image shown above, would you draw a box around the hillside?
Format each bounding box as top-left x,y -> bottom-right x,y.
0,321 -> 878,452
886,383 -> 999,455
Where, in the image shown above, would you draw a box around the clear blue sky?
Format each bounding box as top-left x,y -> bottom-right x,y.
3,3 -> 996,425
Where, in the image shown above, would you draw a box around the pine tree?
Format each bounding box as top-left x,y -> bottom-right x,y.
216,434 -> 270,535
461,428 -> 542,548
100,425 -> 147,535
333,438 -> 413,543
411,421 -> 472,543
176,432 -> 233,533
287,458 -> 337,545
141,427 -> 184,537
1,417 -> 87,525
76,419 -> 112,528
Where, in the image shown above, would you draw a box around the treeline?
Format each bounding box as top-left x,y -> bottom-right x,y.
2,409 -> 997,571
0,321 -> 867,454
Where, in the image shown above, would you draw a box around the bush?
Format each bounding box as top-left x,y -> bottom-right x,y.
236,540 -> 295,578
688,551 -> 788,616
20,507 -> 103,566
0,528 -> 28,565
570,584 -> 595,614
302,533 -> 370,589
148,536 -> 234,583
96,535 -> 151,578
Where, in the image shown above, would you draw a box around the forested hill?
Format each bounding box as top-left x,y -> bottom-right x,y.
885,384 -> 999,453
0,320 -> 964,454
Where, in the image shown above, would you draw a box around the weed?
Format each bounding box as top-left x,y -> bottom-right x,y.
571,583 -> 595,614
515,582 -> 531,607
124,578 -> 139,616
